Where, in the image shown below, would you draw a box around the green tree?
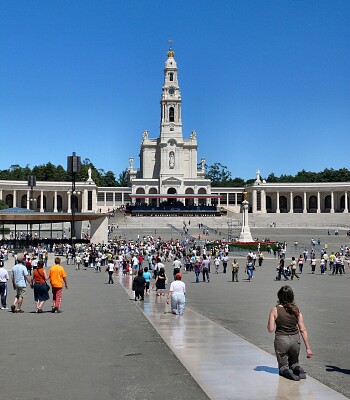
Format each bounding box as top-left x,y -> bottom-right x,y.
266,173 -> 278,183
102,171 -> 118,187
0,200 -> 8,210
230,177 -> 245,187
117,169 -> 129,187
205,163 -> 232,187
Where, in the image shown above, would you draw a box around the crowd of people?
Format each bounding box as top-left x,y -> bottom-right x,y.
0,252 -> 68,314
4,234 -> 349,384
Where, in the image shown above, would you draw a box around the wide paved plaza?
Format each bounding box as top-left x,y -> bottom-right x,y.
1,225 -> 350,399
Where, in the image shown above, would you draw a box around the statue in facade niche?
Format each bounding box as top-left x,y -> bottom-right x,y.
169,151 -> 175,169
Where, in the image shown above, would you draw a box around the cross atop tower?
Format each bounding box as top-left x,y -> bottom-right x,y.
167,37 -> 175,58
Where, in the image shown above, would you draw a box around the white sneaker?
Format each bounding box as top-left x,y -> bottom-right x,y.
1,307 -> 9,310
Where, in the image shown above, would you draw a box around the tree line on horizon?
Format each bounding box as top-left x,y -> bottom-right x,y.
0,159 -> 128,187
0,160 -> 349,188
203,163 -> 350,187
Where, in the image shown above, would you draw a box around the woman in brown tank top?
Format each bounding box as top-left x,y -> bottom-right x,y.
267,285 -> 313,380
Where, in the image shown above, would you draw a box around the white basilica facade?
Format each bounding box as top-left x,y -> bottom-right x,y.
1,47 -> 350,215
128,46 -> 213,207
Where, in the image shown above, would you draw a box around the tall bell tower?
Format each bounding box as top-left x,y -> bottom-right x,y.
130,42 -> 211,204
159,44 -> 183,142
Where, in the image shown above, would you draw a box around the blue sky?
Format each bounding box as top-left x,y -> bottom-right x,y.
1,0 -> 349,180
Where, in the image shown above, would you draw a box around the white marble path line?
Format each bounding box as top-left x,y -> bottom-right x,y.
119,274 -> 348,400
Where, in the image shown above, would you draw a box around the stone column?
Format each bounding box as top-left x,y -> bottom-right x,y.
235,193 -> 237,207
27,190 -> 30,210
252,190 -> 257,213
122,192 -> 124,206
317,192 -> 321,213
344,191 -> 348,213
82,189 -> 88,212
303,192 -> 307,213
276,192 -> 280,213
13,190 -> 17,208
0,189 -> 2,200
238,200 -> 253,242
261,190 -> 266,213
331,191 -> 334,213
67,192 -> 71,213
40,191 -> 44,212
54,191 -> 58,212
289,192 -> 293,213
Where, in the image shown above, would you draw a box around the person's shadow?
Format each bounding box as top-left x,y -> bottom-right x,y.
254,366 -> 279,374
325,365 -> 350,375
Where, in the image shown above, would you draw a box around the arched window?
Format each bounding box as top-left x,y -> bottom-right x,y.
185,188 -> 194,207
309,196 -> 317,211
279,196 -> 287,213
293,196 -> 303,212
21,195 -> 27,209
149,188 -> 158,207
5,194 -> 13,208
169,73 -> 173,81
136,188 -> 145,205
325,195 -> 331,210
198,188 -> 207,206
266,196 -> 272,211
169,107 -> 174,122
57,195 -> 63,212
340,195 -> 349,210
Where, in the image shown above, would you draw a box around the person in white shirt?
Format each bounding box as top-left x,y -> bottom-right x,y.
0,264 -> 9,309
75,255 -> 82,270
222,254 -> 229,273
132,256 -> 139,273
214,256 -> 220,274
172,257 -> 182,279
166,273 -> 186,316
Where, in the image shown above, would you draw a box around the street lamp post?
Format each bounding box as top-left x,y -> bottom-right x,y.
27,175 -> 36,239
27,175 -> 36,211
67,152 -> 81,246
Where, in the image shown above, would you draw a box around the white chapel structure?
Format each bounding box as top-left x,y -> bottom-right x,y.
128,46 -> 214,207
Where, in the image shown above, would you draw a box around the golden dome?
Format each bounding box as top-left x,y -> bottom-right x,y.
167,48 -> 175,58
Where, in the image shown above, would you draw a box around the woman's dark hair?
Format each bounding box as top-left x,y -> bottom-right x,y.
37,260 -> 44,269
159,267 -> 165,275
277,285 -> 299,317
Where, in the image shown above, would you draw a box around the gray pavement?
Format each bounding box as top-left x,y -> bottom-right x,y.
1,225 -> 350,399
0,255 -> 208,400
115,226 -> 350,398
174,227 -> 350,399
